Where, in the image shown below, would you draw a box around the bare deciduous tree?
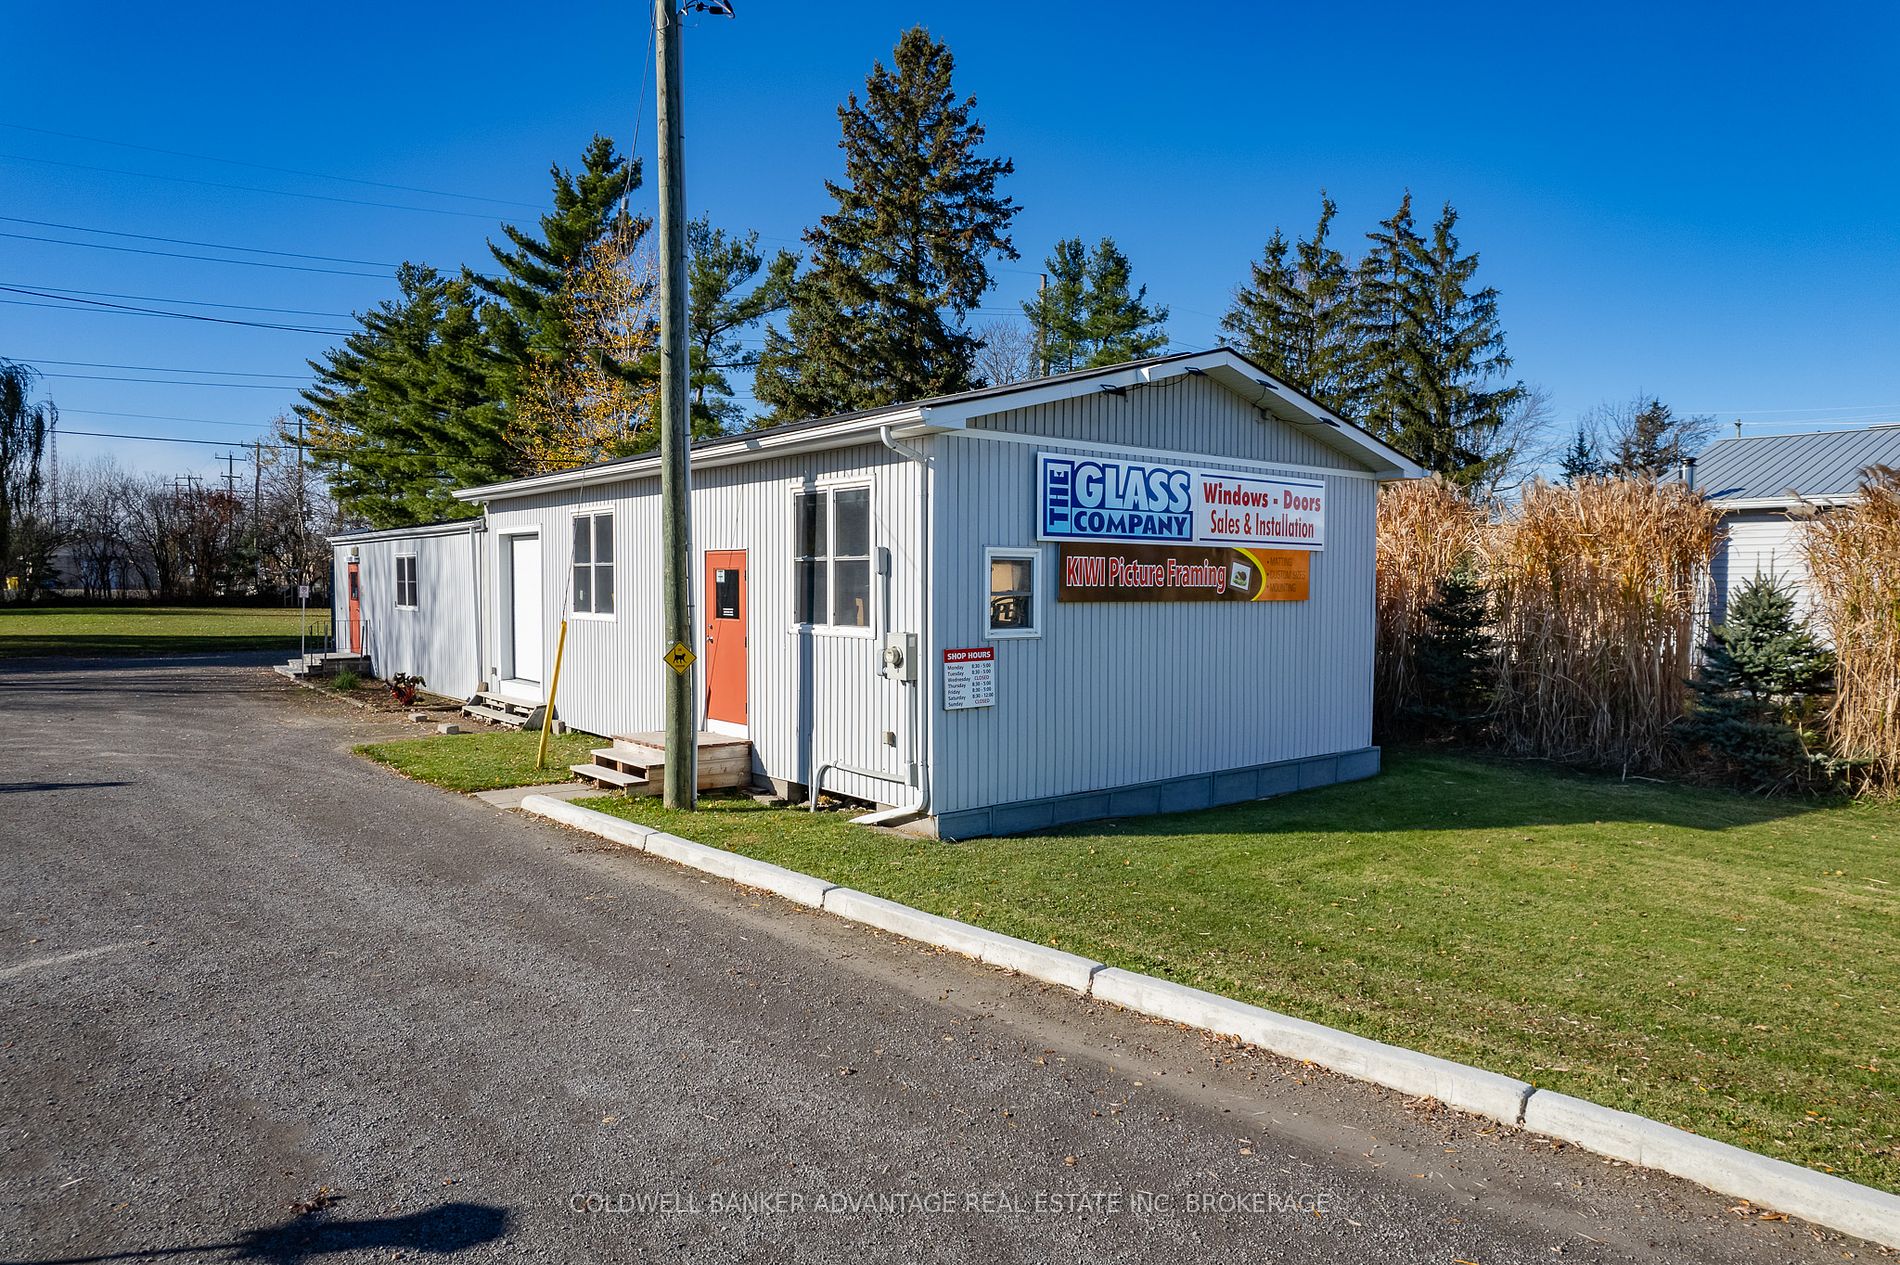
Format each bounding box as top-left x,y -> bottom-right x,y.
973,318 -> 1039,387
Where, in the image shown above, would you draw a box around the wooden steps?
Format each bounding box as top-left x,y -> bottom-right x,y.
459,691 -> 546,731
570,730 -> 754,795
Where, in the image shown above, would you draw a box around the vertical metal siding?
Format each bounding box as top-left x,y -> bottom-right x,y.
481,443 -> 922,806
1714,511 -> 1813,625
336,529 -> 481,700
929,378 -> 1378,816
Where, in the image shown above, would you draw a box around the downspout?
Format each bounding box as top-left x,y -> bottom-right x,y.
877,424 -> 933,821
468,514 -> 488,695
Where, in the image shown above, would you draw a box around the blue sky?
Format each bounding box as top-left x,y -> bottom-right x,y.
5,0 -> 1897,482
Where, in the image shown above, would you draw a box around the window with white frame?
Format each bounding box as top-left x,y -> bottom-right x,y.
793,486 -> 872,628
986,548 -> 1039,637
395,554 -> 419,609
572,511 -> 614,615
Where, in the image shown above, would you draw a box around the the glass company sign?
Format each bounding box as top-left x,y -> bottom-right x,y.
1036,452 -> 1325,550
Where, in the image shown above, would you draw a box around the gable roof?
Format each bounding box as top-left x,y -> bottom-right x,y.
455,348 -> 1423,503
1685,424 -> 1900,509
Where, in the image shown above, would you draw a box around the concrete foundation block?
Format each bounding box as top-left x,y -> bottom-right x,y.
822,888 -> 1103,993
1522,1091 -> 1900,1249
1089,968 -> 1532,1126
436,723 -> 462,735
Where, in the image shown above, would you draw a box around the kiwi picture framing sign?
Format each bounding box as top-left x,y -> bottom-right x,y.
1057,543 -> 1310,603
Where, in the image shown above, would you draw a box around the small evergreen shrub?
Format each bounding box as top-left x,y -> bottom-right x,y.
1682,575 -> 1835,792
1406,561 -> 1495,740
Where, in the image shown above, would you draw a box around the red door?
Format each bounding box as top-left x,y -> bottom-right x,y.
346,562 -> 362,652
704,550 -> 747,726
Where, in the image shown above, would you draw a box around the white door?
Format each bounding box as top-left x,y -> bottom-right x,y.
509,536 -> 543,686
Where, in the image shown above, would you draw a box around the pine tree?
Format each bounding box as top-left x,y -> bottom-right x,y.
1222,194 -> 1353,411
1558,427 -> 1602,482
1076,238 -> 1168,366
755,27 -> 1018,419
1025,238 -> 1167,371
481,135 -> 644,401
1346,197 -> 1520,489
299,265 -> 505,526
1683,574 -> 1836,791
1020,239 -> 1088,373
1603,397 -> 1715,477
685,218 -> 795,430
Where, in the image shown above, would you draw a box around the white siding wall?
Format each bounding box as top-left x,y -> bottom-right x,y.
1712,510 -> 1813,626
929,377 -> 1379,816
481,443 -> 923,806
334,527 -> 482,700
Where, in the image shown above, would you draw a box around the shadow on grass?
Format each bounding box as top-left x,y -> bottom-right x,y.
1036,748 -> 1842,841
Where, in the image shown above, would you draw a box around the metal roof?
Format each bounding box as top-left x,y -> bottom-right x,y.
1687,424 -> 1900,507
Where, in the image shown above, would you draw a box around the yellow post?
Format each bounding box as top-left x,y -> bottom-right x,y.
534,617 -> 570,771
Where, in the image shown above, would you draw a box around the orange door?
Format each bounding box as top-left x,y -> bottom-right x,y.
704,550 -> 747,726
346,562 -> 362,652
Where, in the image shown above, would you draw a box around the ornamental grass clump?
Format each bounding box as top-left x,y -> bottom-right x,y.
1802,465 -> 1900,792
1374,477 -> 1480,728
1482,477 -> 1722,771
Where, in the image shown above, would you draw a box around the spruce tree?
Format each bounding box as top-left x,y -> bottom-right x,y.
481,135 -> 644,401
1025,237 -> 1168,371
1222,193 -> 1353,411
1022,238 -> 1089,373
1346,197 -> 1520,489
1558,427 -> 1602,482
1408,561 -> 1495,737
755,27 -> 1018,419
687,218 -> 796,430
1683,574 -> 1836,791
1076,238 -> 1168,366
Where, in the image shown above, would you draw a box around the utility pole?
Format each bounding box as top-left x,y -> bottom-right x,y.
655,0 -> 698,809
217,451 -> 238,496
251,440 -> 263,585
1036,272 -> 1048,377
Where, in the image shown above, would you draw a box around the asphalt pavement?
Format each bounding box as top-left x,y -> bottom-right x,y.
0,657 -> 1879,1263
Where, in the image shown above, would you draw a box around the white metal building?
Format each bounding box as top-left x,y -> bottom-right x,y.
332,349 -> 1420,838
1680,424 -> 1900,626
328,519 -> 485,701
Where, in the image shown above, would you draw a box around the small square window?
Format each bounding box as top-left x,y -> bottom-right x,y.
395,555 -> 419,609
987,549 -> 1038,638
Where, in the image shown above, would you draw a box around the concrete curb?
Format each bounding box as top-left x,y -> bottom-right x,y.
1088,968 -> 1533,1127
1523,1091 -> 1900,1248
821,887 -> 1104,993
514,794 -> 1900,1251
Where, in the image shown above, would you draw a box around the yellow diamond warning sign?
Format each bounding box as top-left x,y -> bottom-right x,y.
663,641 -> 697,675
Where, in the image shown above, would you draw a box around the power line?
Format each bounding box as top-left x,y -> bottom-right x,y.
0,121 -> 544,210
61,428 -> 294,449
0,214 -> 398,268
0,152 -> 503,220
13,358 -> 308,379
37,372 -> 299,390
60,408 -> 282,430
0,230 -> 384,278
0,286 -> 350,335
4,281 -> 354,318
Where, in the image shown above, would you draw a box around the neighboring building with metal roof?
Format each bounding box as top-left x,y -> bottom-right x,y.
1679,424 -> 1900,626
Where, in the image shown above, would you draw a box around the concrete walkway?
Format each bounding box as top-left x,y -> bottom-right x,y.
0,658 -> 1872,1262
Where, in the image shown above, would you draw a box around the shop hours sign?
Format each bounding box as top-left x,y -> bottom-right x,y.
942,646 -> 996,710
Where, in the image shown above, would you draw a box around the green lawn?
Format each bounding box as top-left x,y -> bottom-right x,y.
356,729 -> 600,792
0,604 -> 317,659
571,754 -> 1899,1193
